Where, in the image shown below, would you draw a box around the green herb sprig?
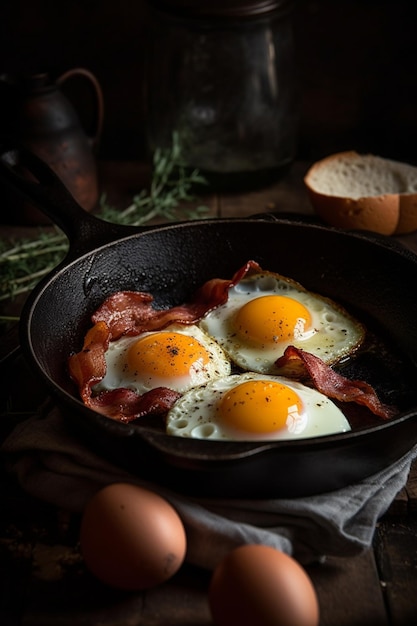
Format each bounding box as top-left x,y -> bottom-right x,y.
98,139 -> 208,226
0,139 -> 208,324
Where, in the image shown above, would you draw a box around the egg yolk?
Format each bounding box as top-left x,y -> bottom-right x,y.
234,295 -> 312,346
219,380 -> 303,434
127,332 -> 210,378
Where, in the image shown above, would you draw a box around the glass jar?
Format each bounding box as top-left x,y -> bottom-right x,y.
145,0 -> 298,190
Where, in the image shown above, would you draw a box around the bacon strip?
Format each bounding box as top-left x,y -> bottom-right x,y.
88,387 -> 182,423
69,261 -> 262,423
68,321 -> 111,405
274,346 -> 397,420
68,321 -> 181,422
92,259 -> 262,340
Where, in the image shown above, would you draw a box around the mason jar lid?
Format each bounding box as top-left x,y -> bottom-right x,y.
147,0 -> 292,19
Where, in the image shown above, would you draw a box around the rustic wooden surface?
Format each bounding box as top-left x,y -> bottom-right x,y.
1,160 -> 417,626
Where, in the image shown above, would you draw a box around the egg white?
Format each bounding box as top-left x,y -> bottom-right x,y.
94,323 -> 231,395
166,372 -> 351,441
199,272 -> 365,374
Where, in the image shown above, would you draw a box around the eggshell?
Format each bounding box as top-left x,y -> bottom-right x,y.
208,544 -> 319,626
80,482 -> 187,590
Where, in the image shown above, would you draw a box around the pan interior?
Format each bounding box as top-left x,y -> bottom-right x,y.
23,219 -> 417,436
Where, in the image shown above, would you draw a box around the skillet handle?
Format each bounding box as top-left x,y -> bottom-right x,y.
0,147 -> 138,254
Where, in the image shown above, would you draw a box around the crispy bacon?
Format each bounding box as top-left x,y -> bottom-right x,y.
88,387 -> 182,423
69,261 -> 262,423
68,321 -> 111,405
274,346 -> 397,420
68,321 -> 181,422
92,259 -> 262,340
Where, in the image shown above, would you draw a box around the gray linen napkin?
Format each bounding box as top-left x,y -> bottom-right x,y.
2,405 -> 416,569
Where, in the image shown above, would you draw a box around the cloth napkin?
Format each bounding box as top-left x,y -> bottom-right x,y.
2,403 -> 416,570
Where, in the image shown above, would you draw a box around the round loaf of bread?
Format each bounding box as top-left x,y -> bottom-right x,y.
304,151 -> 417,235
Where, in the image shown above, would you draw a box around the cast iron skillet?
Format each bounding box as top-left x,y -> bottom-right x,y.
2,148 -> 417,499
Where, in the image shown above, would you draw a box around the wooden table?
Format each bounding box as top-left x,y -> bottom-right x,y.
1,160 -> 417,626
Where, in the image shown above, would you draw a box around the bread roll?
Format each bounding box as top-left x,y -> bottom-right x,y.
304,151 -> 417,235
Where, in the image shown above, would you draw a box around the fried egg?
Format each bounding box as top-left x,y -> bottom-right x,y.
94,324 -> 231,395
199,271 -> 365,374
166,372 -> 351,441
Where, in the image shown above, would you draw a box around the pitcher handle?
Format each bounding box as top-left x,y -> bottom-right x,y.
57,67 -> 104,151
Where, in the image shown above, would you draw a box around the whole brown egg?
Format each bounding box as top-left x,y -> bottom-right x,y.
80,482 -> 187,590
208,544 -> 319,626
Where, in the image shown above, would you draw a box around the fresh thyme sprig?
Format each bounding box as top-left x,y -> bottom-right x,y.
0,138 -> 208,321
0,229 -> 68,304
98,139 -> 208,226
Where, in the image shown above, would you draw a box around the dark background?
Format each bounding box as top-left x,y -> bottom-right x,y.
1,0 -> 416,164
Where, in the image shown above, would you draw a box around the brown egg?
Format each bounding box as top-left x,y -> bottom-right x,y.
208,544 -> 319,626
80,482 -> 187,590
